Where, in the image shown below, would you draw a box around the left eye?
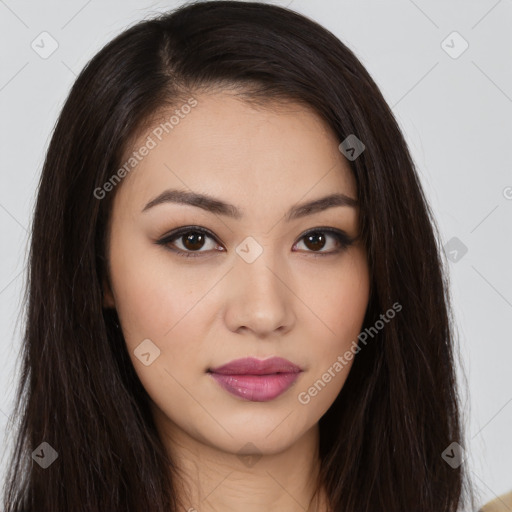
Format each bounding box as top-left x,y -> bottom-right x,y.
294,229 -> 351,254
157,226 -> 353,258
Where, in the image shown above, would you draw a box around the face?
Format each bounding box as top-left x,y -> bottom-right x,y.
103,91 -> 370,456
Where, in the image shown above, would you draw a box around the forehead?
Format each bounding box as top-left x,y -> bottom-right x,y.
114,92 -> 357,215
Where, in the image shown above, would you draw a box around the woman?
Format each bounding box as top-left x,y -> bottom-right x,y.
1,1 -> 474,510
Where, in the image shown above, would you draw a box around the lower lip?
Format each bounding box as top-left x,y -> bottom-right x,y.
209,372 -> 301,402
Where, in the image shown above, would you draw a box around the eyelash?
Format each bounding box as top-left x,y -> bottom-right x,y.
156,225 -> 355,259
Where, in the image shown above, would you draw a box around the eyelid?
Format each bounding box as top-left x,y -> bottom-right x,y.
156,225 -> 223,258
156,225 -> 355,258
294,226 -> 356,256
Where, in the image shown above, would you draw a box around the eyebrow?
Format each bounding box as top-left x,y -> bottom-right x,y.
141,188 -> 357,221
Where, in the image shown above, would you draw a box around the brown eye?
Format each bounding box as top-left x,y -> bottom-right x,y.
157,226 -> 353,259
157,226 -> 221,258
303,232 -> 327,251
181,232 -> 207,251
294,228 -> 353,255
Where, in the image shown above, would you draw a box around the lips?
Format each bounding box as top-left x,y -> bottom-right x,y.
208,357 -> 302,402
209,356 -> 302,375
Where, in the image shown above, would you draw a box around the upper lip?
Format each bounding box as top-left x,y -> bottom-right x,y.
208,357 -> 302,375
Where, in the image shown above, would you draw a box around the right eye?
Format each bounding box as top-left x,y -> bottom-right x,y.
156,226 -> 225,258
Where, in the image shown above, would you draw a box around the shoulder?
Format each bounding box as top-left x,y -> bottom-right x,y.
478,490 -> 512,512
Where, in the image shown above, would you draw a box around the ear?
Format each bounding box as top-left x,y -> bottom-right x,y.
102,275 -> 116,308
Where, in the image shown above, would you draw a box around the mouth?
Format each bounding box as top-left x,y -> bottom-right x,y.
207,357 -> 303,402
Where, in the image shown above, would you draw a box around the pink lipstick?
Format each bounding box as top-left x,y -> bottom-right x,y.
208,356 -> 302,402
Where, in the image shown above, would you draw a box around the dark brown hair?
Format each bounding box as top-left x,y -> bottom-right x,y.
2,1 -> 473,510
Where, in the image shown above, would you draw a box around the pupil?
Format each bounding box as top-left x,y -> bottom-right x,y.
305,232 -> 325,251
183,232 -> 205,251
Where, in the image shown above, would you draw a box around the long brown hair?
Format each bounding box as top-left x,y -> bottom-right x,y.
2,1 -> 473,510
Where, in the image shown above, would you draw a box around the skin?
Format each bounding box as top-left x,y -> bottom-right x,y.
103,91 -> 370,512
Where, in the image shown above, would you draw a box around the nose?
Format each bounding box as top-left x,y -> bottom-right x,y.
223,247 -> 296,338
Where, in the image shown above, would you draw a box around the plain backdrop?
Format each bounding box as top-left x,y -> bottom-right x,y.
0,0 -> 511,509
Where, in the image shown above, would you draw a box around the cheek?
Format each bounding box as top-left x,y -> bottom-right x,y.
114,273 -> 211,380
295,249 -> 369,402
108,226 -> 203,341
112,261 -> 211,415
108,238 -> 219,395
300,247 -> 370,347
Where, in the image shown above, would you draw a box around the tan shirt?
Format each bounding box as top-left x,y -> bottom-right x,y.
479,490 -> 512,512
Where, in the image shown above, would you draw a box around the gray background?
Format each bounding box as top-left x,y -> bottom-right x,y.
1,0 -> 511,508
